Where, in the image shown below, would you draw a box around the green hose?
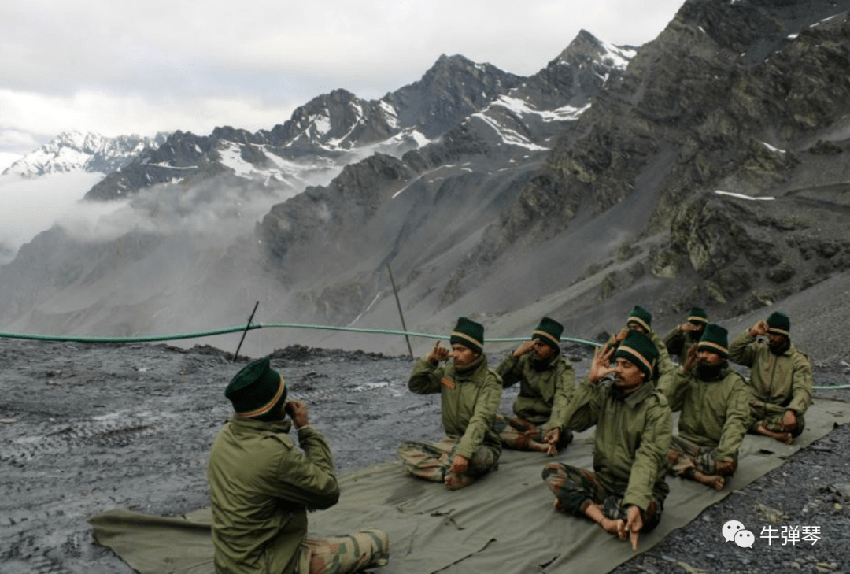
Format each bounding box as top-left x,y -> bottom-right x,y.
0,324 -> 846,390
0,322 -> 600,347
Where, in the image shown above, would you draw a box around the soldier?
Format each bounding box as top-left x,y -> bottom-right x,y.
397,317 -> 502,490
494,317 -> 576,455
607,305 -> 675,390
663,306 -> 709,364
729,311 -> 813,445
208,358 -> 389,574
663,324 -> 750,491
542,330 -> 671,551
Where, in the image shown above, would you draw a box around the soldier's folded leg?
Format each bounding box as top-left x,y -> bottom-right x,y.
397,440 -> 451,482
299,529 -> 390,574
542,463 -> 604,516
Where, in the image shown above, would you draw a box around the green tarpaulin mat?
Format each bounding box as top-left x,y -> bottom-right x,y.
89,398 -> 850,574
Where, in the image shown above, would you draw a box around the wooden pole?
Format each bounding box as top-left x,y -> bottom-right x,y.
234,301 -> 259,362
386,263 -> 414,358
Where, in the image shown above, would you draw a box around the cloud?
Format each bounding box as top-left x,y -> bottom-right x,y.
0,152 -> 22,172
0,171 -> 104,263
0,89 -> 298,142
54,171 -> 323,250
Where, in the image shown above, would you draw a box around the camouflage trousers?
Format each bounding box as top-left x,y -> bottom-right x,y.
297,529 -> 390,574
748,402 -> 805,437
541,462 -> 662,533
493,415 -> 573,451
397,437 -> 499,489
668,435 -> 727,477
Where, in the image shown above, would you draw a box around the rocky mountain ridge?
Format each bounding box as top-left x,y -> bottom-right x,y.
0,30 -> 630,352
245,0 -> 850,353
4,1 -> 848,359
430,0 -> 850,334
83,54 -> 523,202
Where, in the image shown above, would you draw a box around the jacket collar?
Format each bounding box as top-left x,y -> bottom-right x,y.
613,380 -> 655,409
228,414 -> 292,434
453,354 -> 488,378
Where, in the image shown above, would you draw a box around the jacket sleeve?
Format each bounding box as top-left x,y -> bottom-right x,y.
716,376 -> 750,462
787,353 -> 814,415
728,331 -> 758,367
563,377 -> 602,432
408,357 -> 444,394
263,427 -> 340,510
623,397 -> 672,511
495,353 -> 522,388
661,370 -> 690,412
455,372 -> 502,459
651,331 -> 675,382
547,359 -> 576,431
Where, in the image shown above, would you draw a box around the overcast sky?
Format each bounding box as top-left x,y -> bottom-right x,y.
0,0 -> 685,160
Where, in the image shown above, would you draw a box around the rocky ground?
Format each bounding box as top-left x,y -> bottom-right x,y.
1,337 -> 848,574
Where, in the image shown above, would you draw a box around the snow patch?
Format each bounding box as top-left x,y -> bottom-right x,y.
312,113 -> 332,137
600,41 -> 636,70
489,96 -> 590,123
714,190 -> 775,201
379,100 -> 399,129
472,111 -> 549,151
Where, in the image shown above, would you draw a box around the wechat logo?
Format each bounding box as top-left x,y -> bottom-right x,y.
723,520 -> 755,548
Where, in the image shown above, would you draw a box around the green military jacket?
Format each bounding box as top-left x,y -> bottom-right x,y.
663,366 -> 750,462
408,354 -> 503,460
728,331 -> 813,415
496,352 -> 575,430
663,326 -> 701,364
564,377 -> 672,510
208,417 -> 340,574
607,329 -> 675,388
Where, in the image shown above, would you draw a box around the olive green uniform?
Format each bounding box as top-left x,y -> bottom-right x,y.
543,377 -> 671,530
728,331 -> 813,435
398,354 -> 502,487
663,366 -> 750,477
494,353 -> 575,449
208,417 -> 388,574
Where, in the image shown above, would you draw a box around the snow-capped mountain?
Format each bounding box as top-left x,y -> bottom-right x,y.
462,30 -> 636,151
84,55 -> 522,201
2,131 -> 169,178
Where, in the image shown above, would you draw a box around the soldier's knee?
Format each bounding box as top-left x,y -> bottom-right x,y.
355,529 -> 390,567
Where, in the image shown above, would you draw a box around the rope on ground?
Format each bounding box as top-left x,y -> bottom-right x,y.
0,325 -> 846,389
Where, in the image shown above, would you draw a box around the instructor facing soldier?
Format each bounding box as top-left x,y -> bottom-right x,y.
208,358 -> 389,574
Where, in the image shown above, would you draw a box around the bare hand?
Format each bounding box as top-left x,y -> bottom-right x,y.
615,327 -> 629,344
781,410 -> 797,432
449,454 -> 469,475
715,459 -> 736,476
513,340 -> 536,358
749,320 -> 768,337
683,345 -> 698,372
589,345 -> 615,383
427,341 -> 451,363
285,400 -> 309,429
545,427 -> 561,456
619,505 -> 643,551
